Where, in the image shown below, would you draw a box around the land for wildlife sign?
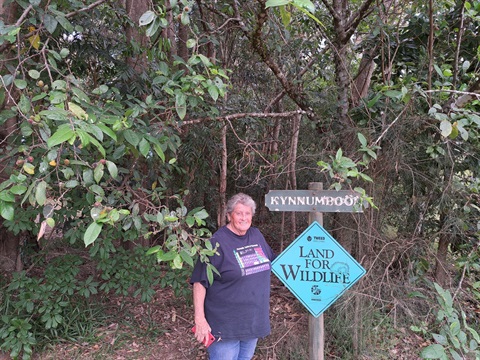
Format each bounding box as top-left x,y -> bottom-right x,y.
272,221 -> 366,317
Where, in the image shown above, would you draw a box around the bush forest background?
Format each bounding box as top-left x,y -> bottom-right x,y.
0,0 -> 479,359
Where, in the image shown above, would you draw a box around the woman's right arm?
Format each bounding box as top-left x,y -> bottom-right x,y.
193,282 -> 211,344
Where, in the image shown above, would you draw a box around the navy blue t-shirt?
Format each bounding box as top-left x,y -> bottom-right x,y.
190,225 -> 275,340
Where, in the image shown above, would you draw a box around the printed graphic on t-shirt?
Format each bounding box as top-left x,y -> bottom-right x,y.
234,244 -> 271,276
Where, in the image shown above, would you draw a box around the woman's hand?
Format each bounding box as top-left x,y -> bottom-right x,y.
192,282 -> 213,346
193,318 -> 212,345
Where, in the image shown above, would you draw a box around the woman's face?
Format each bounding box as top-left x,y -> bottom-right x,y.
227,203 -> 253,236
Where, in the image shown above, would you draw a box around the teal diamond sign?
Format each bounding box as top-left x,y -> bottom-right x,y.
272,221 -> 366,317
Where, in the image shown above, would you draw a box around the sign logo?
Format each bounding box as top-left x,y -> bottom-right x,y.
271,221 -> 366,317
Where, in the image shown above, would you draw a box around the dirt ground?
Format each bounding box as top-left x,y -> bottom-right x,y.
22,277 -> 307,360
0,275 -> 429,360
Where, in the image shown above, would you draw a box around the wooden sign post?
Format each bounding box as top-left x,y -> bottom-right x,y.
308,182 -> 324,360
266,182 -> 366,360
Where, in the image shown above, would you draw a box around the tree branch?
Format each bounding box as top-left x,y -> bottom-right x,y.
344,0 -> 376,39
247,1 -> 315,118
65,0 -> 110,18
15,4 -> 33,26
180,110 -> 309,126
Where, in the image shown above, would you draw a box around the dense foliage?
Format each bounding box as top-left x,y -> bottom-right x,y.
1,0 -> 480,359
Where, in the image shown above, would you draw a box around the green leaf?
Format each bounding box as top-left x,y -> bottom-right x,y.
160,251 -> 177,262
186,39 -> 196,48
68,102 -> 88,119
293,0 -> 315,12
49,90 -> 67,105
56,15 -> 73,33
433,64 -> 444,78
465,325 -> 480,342
175,92 -> 187,120
84,222 -> 103,247
194,208 -> 209,220
35,180 -> 47,206
0,190 -> 15,202
180,250 -> 194,267
357,133 -> 367,146
280,5 -> 292,26
60,48 -> 70,58
197,54 -> 213,67
65,180 -> 78,188
208,85 -> 219,101
449,321 -> 461,336
1,74 -> 14,87
92,84 -> 109,95
32,93 -> 47,102
206,263 -> 214,284
44,14 -> 58,33
21,181 -> 36,206
469,339 -> 478,351
432,333 -> 448,346
359,173 -> 373,182
52,79 -> 67,91
448,349 -> 463,360
83,169 -> 94,186
83,133 -> 106,157
138,138 -> 151,157
152,142 -> 165,162
146,245 -> 161,255
39,109 -> 69,121
172,254 -> 183,269
180,12 -> 190,25
97,124 -> 117,141
28,70 -> 40,79
0,202 -> 14,221
367,93 -> 382,108
384,90 -> 402,99
139,10 -> 156,26
105,161 -> 118,179
146,18 -> 161,37
10,185 -> 27,195
18,94 -> 31,114
47,126 -> 75,148
335,148 -> 343,161
420,344 -> 446,359
94,163 -> 104,183
186,216 -> 195,227
124,129 -> 141,147
440,120 -> 452,137
71,86 -> 90,102
265,0 -> 291,8
156,212 -> 164,224
14,79 -> 27,89
85,124 -> 103,141
366,149 -> 377,159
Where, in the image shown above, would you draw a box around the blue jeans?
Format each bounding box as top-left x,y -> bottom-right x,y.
207,338 -> 258,360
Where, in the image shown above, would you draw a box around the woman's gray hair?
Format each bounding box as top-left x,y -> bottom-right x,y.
226,193 -> 256,215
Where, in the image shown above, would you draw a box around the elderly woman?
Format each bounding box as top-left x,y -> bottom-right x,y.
190,193 -> 275,360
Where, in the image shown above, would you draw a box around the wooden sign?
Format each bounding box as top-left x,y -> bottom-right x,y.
265,190 -> 364,212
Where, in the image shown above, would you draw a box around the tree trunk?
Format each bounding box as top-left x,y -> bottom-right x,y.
0,0 -> 23,274
351,47 -> 377,107
125,0 -> 149,72
218,124 -> 227,227
177,23 -> 189,63
435,220 -> 450,287
162,0 -> 177,60
288,113 -> 301,240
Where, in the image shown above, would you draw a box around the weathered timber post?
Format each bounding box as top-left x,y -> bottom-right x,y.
308,182 -> 324,360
